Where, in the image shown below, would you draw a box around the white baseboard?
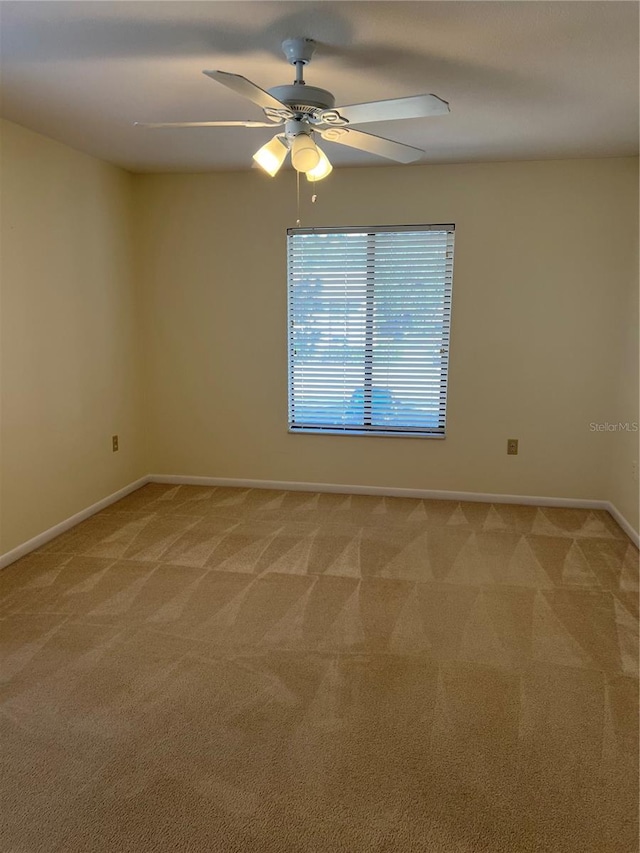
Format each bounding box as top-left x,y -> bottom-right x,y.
606,502 -> 640,548
149,473 -> 608,508
150,474 -> 639,545
0,476 -> 150,570
2,473 -> 637,570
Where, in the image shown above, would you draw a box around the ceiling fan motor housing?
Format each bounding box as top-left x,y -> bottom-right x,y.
268,84 -> 335,114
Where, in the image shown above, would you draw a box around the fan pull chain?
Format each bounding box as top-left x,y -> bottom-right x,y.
295,172 -> 319,226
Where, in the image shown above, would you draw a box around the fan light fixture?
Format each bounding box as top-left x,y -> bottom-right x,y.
252,131 -> 333,180
252,136 -> 288,177
290,132 -> 320,172
306,147 -> 333,181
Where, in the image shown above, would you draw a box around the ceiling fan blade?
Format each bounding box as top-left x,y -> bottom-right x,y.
203,70 -> 288,112
320,127 -> 424,163
330,94 -> 449,126
134,120 -> 277,128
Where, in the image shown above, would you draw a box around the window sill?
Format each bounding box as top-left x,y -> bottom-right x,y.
288,427 -> 446,439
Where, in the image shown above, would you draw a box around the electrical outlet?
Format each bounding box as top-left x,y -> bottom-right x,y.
112,435 -> 119,453
507,438 -> 518,455
633,460 -> 638,482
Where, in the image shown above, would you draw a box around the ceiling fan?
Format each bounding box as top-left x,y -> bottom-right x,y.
136,38 -> 450,180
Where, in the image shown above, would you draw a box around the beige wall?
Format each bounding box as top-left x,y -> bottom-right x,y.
2,128 -> 637,556
135,157 -> 639,529
606,199 -> 639,529
0,120 -> 144,553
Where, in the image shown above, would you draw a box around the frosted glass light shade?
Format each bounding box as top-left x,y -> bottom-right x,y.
291,133 -> 320,172
305,146 -> 333,181
253,136 -> 288,177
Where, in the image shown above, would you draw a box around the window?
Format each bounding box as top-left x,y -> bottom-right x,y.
287,225 -> 455,437
287,224 -> 455,437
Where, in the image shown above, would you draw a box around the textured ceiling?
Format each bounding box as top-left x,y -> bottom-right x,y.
0,1 -> 638,173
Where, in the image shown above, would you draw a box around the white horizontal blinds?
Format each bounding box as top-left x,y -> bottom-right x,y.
288,225 -> 454,436
288,232 -> 368,429
369,230 -> 453,432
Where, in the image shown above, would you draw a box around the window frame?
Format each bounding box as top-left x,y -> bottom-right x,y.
287,223 -> 455,438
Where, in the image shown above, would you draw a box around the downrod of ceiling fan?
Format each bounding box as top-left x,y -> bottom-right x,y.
293,61 -> 305,85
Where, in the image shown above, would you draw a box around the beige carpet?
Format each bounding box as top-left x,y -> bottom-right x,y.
1,484 -> 638,853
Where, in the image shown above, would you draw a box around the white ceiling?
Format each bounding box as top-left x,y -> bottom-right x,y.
1,1 -> 638,173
